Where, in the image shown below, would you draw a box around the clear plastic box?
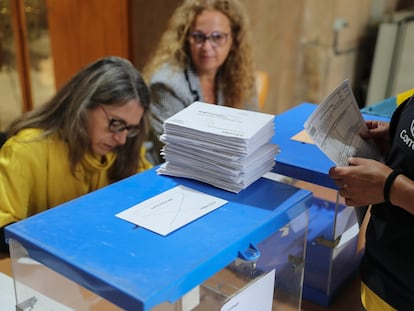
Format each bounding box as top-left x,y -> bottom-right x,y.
270,103 -> 368,305
8,208 -> 308,311
6,170 -> 311,310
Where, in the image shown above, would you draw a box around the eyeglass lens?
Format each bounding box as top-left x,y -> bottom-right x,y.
109,119 -> 140,137
100,105 -> 140,137
189,31 -> 229,47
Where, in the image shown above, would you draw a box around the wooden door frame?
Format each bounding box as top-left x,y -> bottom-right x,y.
10,0 -> 33,112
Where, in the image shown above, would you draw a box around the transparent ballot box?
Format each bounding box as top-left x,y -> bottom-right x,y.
302,194 -> 361,306
270,103 -> 373,305
5,169 -> 311,310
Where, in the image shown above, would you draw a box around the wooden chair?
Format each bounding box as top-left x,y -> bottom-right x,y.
255,70 -> 269,111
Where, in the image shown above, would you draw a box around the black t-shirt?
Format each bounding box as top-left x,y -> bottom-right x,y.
361,96 -> 414,309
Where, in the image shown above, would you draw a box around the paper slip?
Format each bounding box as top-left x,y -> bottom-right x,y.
116,185 -> 227,236
304,79 -> 383,166
164,101 -> 274,140
221,269 -> 275,311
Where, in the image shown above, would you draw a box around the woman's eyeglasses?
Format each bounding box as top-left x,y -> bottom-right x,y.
188,31 -> 230,47
99,105 -> 140,138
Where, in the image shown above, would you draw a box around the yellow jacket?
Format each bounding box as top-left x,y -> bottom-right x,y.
0,129 -> 152,227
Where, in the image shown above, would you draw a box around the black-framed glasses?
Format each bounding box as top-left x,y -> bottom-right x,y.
99,105 -> 140,138
188,31 -> 230,47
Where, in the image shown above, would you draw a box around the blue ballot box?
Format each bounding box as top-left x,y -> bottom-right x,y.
303,197 -> 361,305
270,103 -> 390,306
271,103 -> 390,189
5,168 -> 311,311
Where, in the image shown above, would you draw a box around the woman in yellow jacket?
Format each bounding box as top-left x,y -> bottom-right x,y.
0,56 -> 152,252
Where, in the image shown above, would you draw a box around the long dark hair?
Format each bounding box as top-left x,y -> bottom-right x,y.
8,56 -> 150,181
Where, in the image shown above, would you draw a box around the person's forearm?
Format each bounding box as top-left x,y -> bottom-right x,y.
389,174 -> 414,215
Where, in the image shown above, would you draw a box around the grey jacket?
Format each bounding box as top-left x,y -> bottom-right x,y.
148,63 -> 258,164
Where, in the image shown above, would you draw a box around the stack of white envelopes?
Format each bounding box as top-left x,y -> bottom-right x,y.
157,102 -> 280,193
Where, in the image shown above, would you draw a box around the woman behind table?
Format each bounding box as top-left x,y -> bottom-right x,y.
0,56 -> 152,252
143,0 -> 258,164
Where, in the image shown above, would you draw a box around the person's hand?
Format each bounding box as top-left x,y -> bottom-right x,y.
329,157 -> 392,206
360,120 -> 390,156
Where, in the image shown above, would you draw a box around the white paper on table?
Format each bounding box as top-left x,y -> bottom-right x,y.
221,269 -> 275,311
116,185 -> 228,236
304,80 -> 383,166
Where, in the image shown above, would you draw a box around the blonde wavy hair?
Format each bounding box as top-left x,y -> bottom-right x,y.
143,0 -> 256,107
